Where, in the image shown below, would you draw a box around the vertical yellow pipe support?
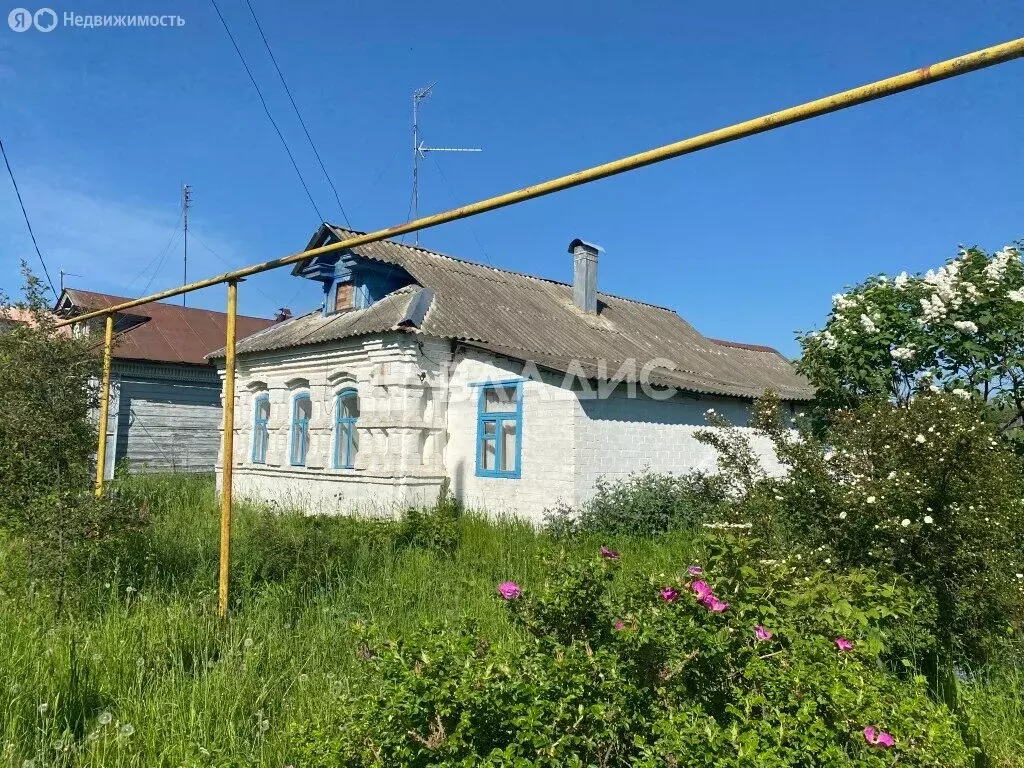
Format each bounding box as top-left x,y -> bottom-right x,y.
94,314 -> 114,497
218,280 -> 238,618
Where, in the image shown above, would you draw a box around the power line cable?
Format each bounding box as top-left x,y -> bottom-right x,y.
243,0 -> 351,228
191,232 -> 288,308
1,138 -> 56,296
208,0 -> 326,225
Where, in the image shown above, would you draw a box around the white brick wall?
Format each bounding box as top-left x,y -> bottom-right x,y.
572,390 -> 784,506
216,334 -> 788,523
442,351 -> 785,523
445,349 -> 576,521
215,331 -> 450,515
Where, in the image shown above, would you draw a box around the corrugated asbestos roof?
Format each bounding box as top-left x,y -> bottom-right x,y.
58,289 -> 275,366
215,227 -> 815,401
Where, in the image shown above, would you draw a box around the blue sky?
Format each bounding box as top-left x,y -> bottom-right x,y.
1,0 -> 1021,356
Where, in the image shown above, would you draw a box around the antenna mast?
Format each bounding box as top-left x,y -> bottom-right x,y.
59,269 -> 80,293
182,184 -> 191,307
411,83 -> 481,245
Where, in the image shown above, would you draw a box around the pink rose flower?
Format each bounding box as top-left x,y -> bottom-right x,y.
834,637 -> 853,651
614,621 -> 625,630
707,597 -> 729,613
660,586 -> 680,602
687,565 -> 703,576
600,545 -> 620,560
692,580 -> 713,600
864,726 -> 895,748
497,581 -> 521,600
754,625 -> 773,641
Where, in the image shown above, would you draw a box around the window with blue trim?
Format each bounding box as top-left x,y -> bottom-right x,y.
252,394 -> 270,464
290,394 -> 312,466
476,382 -> 522,478
334,389 -> 359,469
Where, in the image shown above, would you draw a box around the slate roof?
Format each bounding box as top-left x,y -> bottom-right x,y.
214,227 -> 815,401
56,288 -> 275,366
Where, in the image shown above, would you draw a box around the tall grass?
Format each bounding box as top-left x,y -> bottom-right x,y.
0,474 -> 1019,767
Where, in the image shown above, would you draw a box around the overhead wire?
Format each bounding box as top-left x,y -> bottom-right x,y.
242,0 -> 351,228
208,0 -> 326,225
1,137 -> 57,296
191,232 -> 291,309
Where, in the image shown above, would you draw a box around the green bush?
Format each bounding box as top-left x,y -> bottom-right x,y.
397,478 -> 464,554
288,535 -> 969,767
717,394 -> 1024,663
545,469 -> 726,538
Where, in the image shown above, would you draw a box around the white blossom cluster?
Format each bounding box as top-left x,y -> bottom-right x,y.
919,260 -> 964,323
890,345 -> 916,362
859,314 -> 878,333
983,247 -> 1016,284
832,293 -> 858,311
952,320 -> 979,334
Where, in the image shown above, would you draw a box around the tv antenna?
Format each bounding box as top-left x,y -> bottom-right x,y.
59,269 -> 81,293
412,83 -> 481,245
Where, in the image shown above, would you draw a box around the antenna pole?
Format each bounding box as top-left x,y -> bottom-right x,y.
182,184 -> 192,306
412,84 -> 434,245
410,83 -> 481,246
413,91 -> 418,240
59,269 -> 81,293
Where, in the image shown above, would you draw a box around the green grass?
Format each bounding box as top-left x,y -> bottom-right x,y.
0,473 -> 1020,767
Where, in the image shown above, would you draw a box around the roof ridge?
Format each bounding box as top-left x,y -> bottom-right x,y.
326,225 -> 677,313
707,337 -> 786,357
63,287 -> 272,322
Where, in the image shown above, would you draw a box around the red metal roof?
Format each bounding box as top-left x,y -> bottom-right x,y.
57,289 -> 275,366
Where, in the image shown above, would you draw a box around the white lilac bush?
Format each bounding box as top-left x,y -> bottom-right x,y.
797,242 -> 1024,432
699,393 -> 1024,663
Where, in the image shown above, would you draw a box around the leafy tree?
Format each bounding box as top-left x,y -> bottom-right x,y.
0,266 -> 146,604
0,264 -> 98,523
797,242 -> 1024,431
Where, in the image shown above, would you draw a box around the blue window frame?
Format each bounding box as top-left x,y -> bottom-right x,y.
252,394 -> 270,464
334,389 -> 359,469
475,381 -> 522,478
289,393 -> 312,466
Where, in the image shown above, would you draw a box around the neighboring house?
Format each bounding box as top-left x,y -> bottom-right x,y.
210,226 -> 814,521
0,307 -> 69,333
55,289 -> 275,478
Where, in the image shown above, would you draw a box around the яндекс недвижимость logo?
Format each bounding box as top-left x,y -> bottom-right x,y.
8,8 -> 183,31
8,7 -> 56,31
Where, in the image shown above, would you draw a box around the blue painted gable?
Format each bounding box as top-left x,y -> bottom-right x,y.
294,249 -> 416,316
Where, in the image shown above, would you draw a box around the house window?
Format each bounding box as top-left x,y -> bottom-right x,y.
290,393 -> 312,466
334,389 -> 359,469
476,382 -> 522,478
252,394 -> 270,464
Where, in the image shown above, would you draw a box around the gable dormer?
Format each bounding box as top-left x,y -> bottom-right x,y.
292,225 -> 416,316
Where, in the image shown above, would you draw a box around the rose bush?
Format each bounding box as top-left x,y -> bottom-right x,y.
288,536 -> 970,767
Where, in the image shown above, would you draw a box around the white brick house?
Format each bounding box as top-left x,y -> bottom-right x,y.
210,226 -> 813,522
